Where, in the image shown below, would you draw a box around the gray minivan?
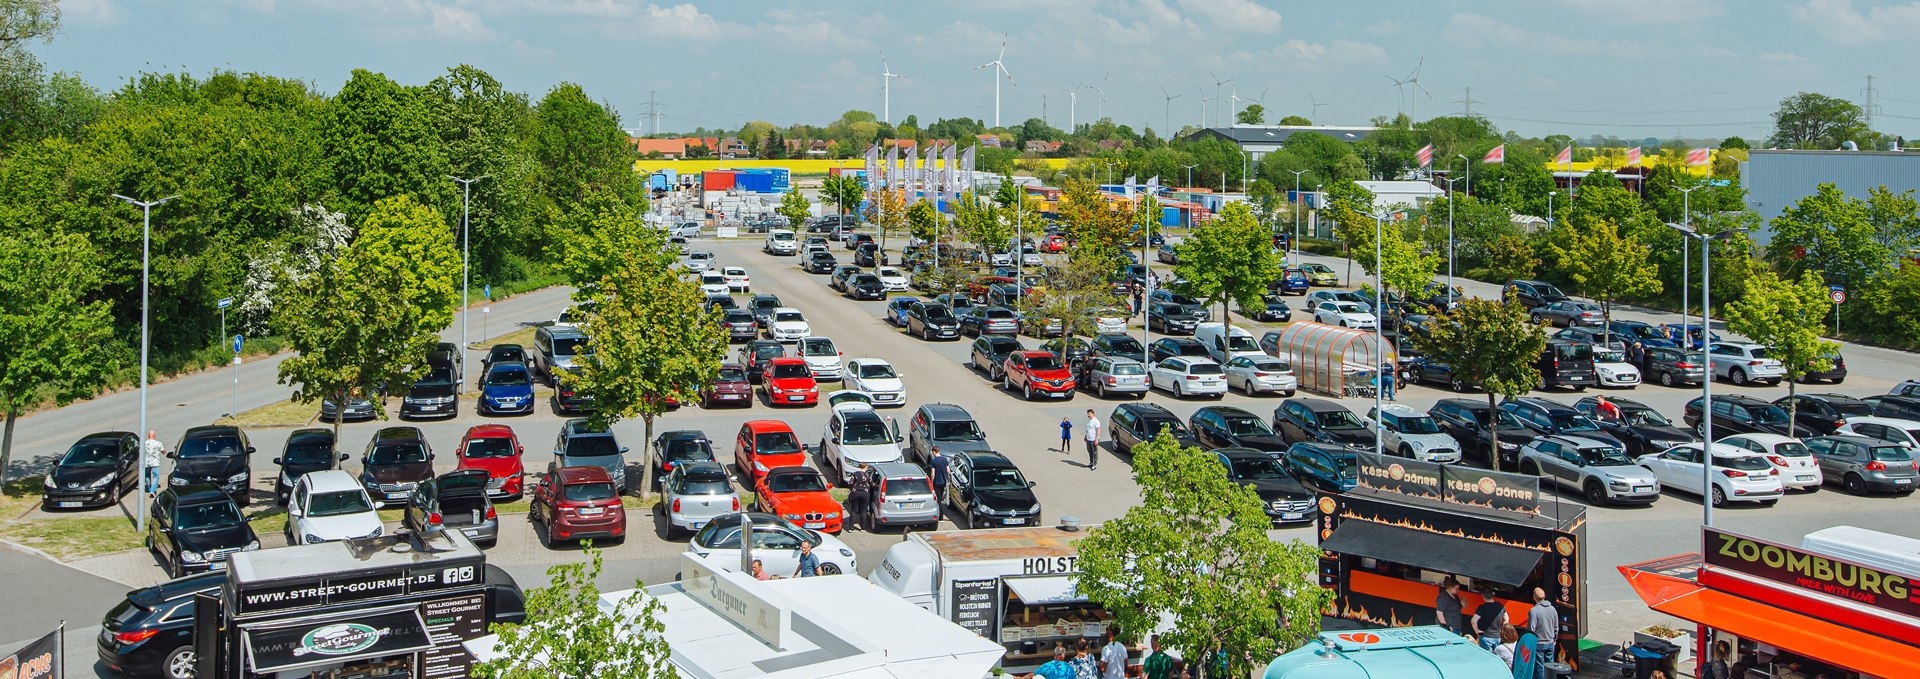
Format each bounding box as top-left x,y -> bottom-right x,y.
1806,435 -> 1918,495
906,403 -> 991,466
534,326 -> 590,386
869,461 -> 940,531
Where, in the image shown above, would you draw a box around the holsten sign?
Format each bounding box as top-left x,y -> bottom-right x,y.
1705,527 -> 1919,617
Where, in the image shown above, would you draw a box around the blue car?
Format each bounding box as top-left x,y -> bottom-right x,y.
1608,320 -> 1677,349
1273,268 -> 1311,295
1656,323 -> 1722,350
1282,442 -> 1358,493
885,296 -> 922,328
478,361 -> 536,416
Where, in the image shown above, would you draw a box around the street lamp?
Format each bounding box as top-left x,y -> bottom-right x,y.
1239,150 -> 1252,193
1664,220 -> 1745,527
1456,154 -> 1470,197
1179,163 -> 1199,193
1289,169 -> 1308,267
1103,161 -> 1117,186
448,175 -> 488,385
1674,184 -> 1703,332
1372,211 -> 1388,464
113,192 -> 179,534
1439,176 -> 1465,292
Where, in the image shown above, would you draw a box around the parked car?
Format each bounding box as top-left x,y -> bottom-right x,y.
1298,263 -> 1339,286
844,273 -> 887,300
1215,448 -> 1316,524
355,426 -> 434,507
735,420 -> 808,484
684,250 -> 714,271
1592,346 -> 1642,388
1222,355 -> 1298,396
1083,356 -> 1151,398
1799,349 -> 1848,384
1429,398 -> 1533,468
1090,333 -> 1148,363
480,343 -> 529,374
1658,324 -> 1722,350
1313,301 -> 1377,329
1189,406 -> 1289,453
1775,393 -> 1875,436
803,249 -> 838,273
1148,337 -> 1209,363
1637,443 -> 1784,506
1109,402 -> 1201,455
532,325 -> 589,386
1834,416 -> 1920,450
269,428 -> 343,505
960,306 -> 1021,337
1503,279 -> 1570,309
1867,394 -> 1920,421
795,336 -> 844,381
1708,342 -> 1786,385
42,431 -> 139,510
1039,337 -> 1093,369
1148,356 -> 1227,398
1501,396 -> 1624,448
755,466 -> 845,533
820,403 -> 905,484
1273,268 -> 1311,295
477,360 -> 536,416
944,451 -> 1041,529
906,403 -> 992,466
1607,320 -> 1679,349
721,309 -> 760,342
869,461 -> 940,531
166,425 -> 256,506
286,469 -> 383,546
1518,436 -> 1662,506
698,271 -> 729,296
1003,350 -> 1076,400
884,297 -> 921,327
1530,301 -> 1604,327
1806,435 -> 1919,495
403,469 -> 499,546
738,339 -> 786,383
687,512 -> 858,576
748,294 -> 784,327
829,265 -> 862,291
1146,302 -> 1200,335
1571,396 -> 1698,457
1641,346 -> 1708,387
874,267 -> 911,292
530,465 -> 626,545
906,302 -> 962,340
652,429 -> 718,485
764,308 -> 812,342
1684,395 -> 1815,438
701,364 -> 753,408
1281,443 -> 1359,493
554,418 -> 629,492
1243,294 -> 1293,322
659,460 -> 739,538
145,484 -> 258,577
1401,356 -> 1477,392
1718,433 -> 1825,492
1363,404 -> 1462,463
451,424 -> 525,501
1274,399 -> 1376,449
969,335 -> 1025,381
762,358 -> 820,406
318,392 -> 379,423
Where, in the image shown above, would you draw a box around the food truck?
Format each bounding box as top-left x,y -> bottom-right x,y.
193,531 -> 499,679
1315,455 -> 1588,668
1263,626 -> 1510,678
868,523 -> 1140,673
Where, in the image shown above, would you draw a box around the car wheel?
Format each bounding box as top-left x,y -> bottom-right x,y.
1519,461 -> 1539,475
1174,382 -> 1185,399
1710,485 -> 1727,507
820,562 -> 843,576
162,645 -> 197,679
1584,481 -> 1610,506
1845,473 -> 1868,495
1023,383 -> 1034,400
1659,370 -> 1676,387
1731,368 -> 1749,386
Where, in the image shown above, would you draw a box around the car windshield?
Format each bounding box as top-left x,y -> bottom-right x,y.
1622,325 -> 1663,339
883,476 -> 933,497
178,435 -> 243,458
486,367 -> 530,386
852,275 -> 880,285
417,365 -> 456,385
563,436 -> 619,458
1108,362 -> 1146,375
488,347 -> 527,362
933,420 -> 984,440
1143,417 -> 1189,437
1581,447 -> 1634,466
1748,347 -> 1771,359
1333,454 -> 1358,477
1551,413 -> 1601,432
1751,405 -> 1791,425
175,501 -> 245,531
1622,408 -> 1673,427
984,308 -> 1016,320
1535,283 -> 1566,297
753,298 -> 781,310
973,466 -> 1029,491
756,432 -> 801,455
673,471 -> 732,496
1250,359 -> 1288,372
1774,442 -> 1812,457
562,481 -> 617,503
1226,336 -> 1260,352
1187,363 -> 1224,375
770,363 -> 811,380
718,367 -> 747,382
1229,457 -> 1289,480
369,443 -> 428,465
1396,415 -> 1443,434
725,311 -> 755,324
307,490 -> 373,517
769,473 -> 827,493
1225,417 -> 1273,437
1554,343 -> 1593,360
702,273 -> 724,283
858,363 -> 897,379
774,311 -> 804,323
1025,355 -> 1065,371
843,419 -> 892,445
752,345 -> 784,359
800,340 -> 836,357
552,336 -> 590,356
923,304 -> 955,320
1320,410 -> 1366,430
1714,455 -> 1772,471
462,437 -> 514,458
284,440 -> 335,465
663,438 -> 713,462
1871,446 -> 1915,462
1334,302 -> 1365,313
1104,337 -> 1144,354
60,441 -> 119,467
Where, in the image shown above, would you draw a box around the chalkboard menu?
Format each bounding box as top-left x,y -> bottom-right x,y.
419,593 -> 489,679
949,579 -> 1001,639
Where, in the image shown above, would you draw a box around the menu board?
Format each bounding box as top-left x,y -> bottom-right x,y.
419,593 -> 489,679
949,579 -> 1002,639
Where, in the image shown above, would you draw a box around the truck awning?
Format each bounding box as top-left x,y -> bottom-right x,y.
1004,576 -> 1086,605
1320,520 -> 1543,587
243,604 -> 435,674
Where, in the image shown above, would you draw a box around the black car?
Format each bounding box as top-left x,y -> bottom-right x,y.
721,309 -> 760,342
845,273 -> 887,300
854,242 -> 880,267
748,294 -> 785,328
959,306 -> 1021,337
653,429 -> 717,481
1190,406 -> 1290,453
906,302 -> 962,340
400,362 -> 461,419
1572,397 -> 1698,457
360,426 -> 436,507
1684,395 -> 1816,438
551,366 -> 595,414
1775,393 -> 1874,436
1090,333 -> 1148,363
1214,448 -> 1315,524
1401,356 -> 1477,392
1865,395 -> 1920,421
1503,279 -> 1570,310
145,484 -> 257,577
1109,403 -> 1200,455
968,335 -> 1025,381
1148,337 -> 1209,364
1800,349 -> 1847,384
803,250 -> 838,273
1428,398 -> 1534,468
738,339 -> 787,383
1273,398 -> 1376,449
42,431 -> 139,510
1499,396 -> 1624,448
1147,302 -> 1200,335
829,265 -> 862,292
480,343 -> 529,377
271,428 -> 345,504
1243,294 -> 1292,322
1149,289 -> 1210,320
945,451 -> 1041,529
1040,338 -> 1092,370
166,425 -> 255,506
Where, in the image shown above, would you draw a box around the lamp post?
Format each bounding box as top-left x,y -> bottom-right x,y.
1373,212 -> 1387,463
1239,150 -> 1251,193
1675,184 -> 1701,333
448,175 -> 488,385
1456,154 -> 1470,197
1289,170 -> 1308,267
1179,164 -> 1199,193
1103,162 -> 1116,186
1665,221 -> 1744,526
113,193 -> 179,534
1439,176 -> 1465,292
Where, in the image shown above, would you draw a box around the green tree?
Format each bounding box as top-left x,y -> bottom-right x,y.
1174,203 -> 1281,337
906,201 -> 939,243
320,69 -> 454,226
1325,180 -> 1376,284
820,173 -> 864,217
863,186 -> 909,253
1075,433 -> 1331,679
1275,115 -> 1312,126
1768,92 -> 1876,150
475,547 -> 676,679
1545,218 -> 1663,341
1864,186 -> 1920,253
1358,222 -> 1442,333
1236,103 -> 1265,125
1482,235 -> 1540,284
0,231 -> 118,482
775,187 -> 812,228
275,196 -> 461,439
954,191 -> 1010,268
425,64 -> 536,285
568,244 -> 726,499
554,187 -> 655,299
1720,136 -> 1750,150
1411,299 -> 1546,470
1724,270 -> 1838,422
1765,183 -> 1890,293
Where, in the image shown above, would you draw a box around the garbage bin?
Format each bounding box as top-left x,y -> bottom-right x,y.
1628,639 -> 1680,679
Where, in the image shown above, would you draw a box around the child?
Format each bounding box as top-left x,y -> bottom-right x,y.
1059,417 -> 1072,453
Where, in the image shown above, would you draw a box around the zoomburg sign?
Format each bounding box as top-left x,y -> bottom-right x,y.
1705,527 -> 1920,618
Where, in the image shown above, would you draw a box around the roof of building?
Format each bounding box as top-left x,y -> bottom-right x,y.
1183,125 -> 1381,146
632,138 -> 687,155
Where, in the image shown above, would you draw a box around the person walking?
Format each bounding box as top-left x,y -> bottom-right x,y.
1059,416 -> 1073,453
1141,635 -> 1174,679
1472,587 -> 1508,651
751,559 -> 772,581
1435,577 -> 1466,635
1527,587 -> 1559,678
1098,627 -> 1128,679
1084,410 -> 1102,470
847,463 -> 874,531
1628,340 -> 1646,370
1593,395 -> 1622,422
142,430 -> 166,498
928,446 -> 949,500
794,541 -> 820,578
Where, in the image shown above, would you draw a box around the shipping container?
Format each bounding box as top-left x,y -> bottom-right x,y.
702,170 -> 737,191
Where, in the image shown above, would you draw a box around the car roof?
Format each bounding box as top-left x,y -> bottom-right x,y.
919,403 -> 975,421
1199,405 -> 1259,418
544,326 -> 587,339
372,426 -> 426,443
768,357 -> 808,366
1813,434 -> 1894,446
957,450 -> 1016,468
743,420 -> 794,433
464,424 -> 516,439
772,307 -> 803,314
486,360 -> 529,371
1291,442 -> 1352,455
170,485 -> 236,505
1804,393 -> 1868,404
183,425 -> 243,439
871,461 -> 925,478
1512,396 -> 1575,411
563,418 -> 613,436
1118,402 -> 1176,417
1297,398 -> 1350,412
74,431 -> 133,444
1721,432 -> 1796,445
1217,447 -> 1276,461
285,428 -> 333,444
658,430 -> 706,441
300,469 -> 363,493
554,466 -> 613,483
1542,435 -> 1618,449
1377,404 -> 1425,416
764,465 -> 824,480
677,460 -> 727,476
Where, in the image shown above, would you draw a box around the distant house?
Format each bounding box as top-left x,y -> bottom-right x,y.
717,138 -> 750,158
807,140 -> 831,157
890,138 -> 918,151
976,134 -> 1000,148
631,137 -> 688,158
1096,140 -> 1124,152
1180,125 -> 1381,162
1024,140 -> 1063,153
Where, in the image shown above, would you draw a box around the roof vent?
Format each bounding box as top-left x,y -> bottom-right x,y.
1058,516 -> 1082,532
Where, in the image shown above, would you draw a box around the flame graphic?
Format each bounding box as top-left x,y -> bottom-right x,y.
1336,600 -> 1426,628
1335,510 -> 1549,552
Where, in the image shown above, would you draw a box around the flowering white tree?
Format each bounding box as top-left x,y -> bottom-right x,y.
238,204 -> 351,334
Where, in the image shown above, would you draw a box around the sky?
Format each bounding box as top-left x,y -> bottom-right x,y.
35,0 -> 1920,142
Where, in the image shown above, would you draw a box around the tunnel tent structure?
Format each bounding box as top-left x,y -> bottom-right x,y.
1273,323 -> 1395,397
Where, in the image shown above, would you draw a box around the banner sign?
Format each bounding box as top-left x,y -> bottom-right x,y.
0,627 -> 60,679
1351,453 -> 1539,516
235,562 -> 484,616
1354,456 -> 1443,502
1705,527 -> 1920,621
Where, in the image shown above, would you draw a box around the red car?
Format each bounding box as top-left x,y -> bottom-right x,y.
1003,350 -> 1077,400
735,420 -> 809,484
702,364 -> 753,408
761,357 -> 819,406
1040,234 -> 1069,253
530,466 -> 626,545
754,466 -> 844,533
454,424 -> 526,501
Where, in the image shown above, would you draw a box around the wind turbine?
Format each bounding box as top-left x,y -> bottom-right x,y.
1308,91 -> 1330,122
1063,88 -> 1077,131
1160,86 -> 1182,136
1207,70 -> 1235,127
973,35 -> 1017,128
1200,93 -> 1215,131
1085,72 -> 1109,120
880,51 -> 907,125
1381,57 -> 1431,118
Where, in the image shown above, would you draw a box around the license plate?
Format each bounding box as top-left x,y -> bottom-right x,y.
1003,518 -> 1025,525
788,395 -> 805,402
804,522 -> 825,529
57,501 -> 81,508
1281,512 -> 1304,520
897,501 -> 923,508
1797,475 -> 1814,482
1899,479 -> 1912,485
580,507 -> 604,515
211,562 -> 228,570
692,520 -> 706,529
1634,486 -> 1653,493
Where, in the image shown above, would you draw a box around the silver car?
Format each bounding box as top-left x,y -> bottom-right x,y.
869,461 -> 940,530
1223,355 -> 1299,396
1364,404 -> 1461,463
660,460 -> 740,538
1084,356 -> 1150,398
1519,435 -> 1662,506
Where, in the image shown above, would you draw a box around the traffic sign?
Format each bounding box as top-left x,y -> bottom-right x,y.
233,334 -> 244,353
484,284 -> 491,299
217,297 -> 233,309
1830,289 -> 1847,304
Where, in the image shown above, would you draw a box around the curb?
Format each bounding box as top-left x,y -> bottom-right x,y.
0,533 -> 64,564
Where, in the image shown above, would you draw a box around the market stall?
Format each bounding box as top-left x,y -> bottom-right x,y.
1271,323 -> 1395,397
1620,525 -> 1920,679
1316,455 -> 1587,667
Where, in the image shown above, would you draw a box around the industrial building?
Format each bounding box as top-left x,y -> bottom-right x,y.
1742,149 -> 1920,243
1181,125 -> 1381,161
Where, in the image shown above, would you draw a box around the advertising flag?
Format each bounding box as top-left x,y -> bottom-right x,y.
1482,144 -> 1506,164
924,143 -> 937,204
0,626 -> 61,679
864,144 -> 878,188
943,142 -> 957,207
1686,147 -> 1711,166
1124,175 -> 1137,198
1625,146 -> 1642,167
1416,144 -> 1434,168
1553,145 -> 1572,165
885,144 -> 898,192
961,145 -> 976,199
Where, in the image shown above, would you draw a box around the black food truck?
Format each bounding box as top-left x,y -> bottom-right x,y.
193,530 -> 501,679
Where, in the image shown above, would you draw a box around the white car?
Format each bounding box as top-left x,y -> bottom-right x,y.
1020,247 -> 1043,266
1719,433 -> 1825,490
845,358 -> 908,407
989,251 -> 1014,267
1594,346 -> 1642,388
1836,416 -> 1920,450
552,306 -> 586,328
661,460 -> 740,538
1222,355 -> 1298,396
821,402 -> 905,483
1313,301 -> 1377,330
874,267 -> 911,292
722,266 -> 751,293
285,470 -> 384,545
796,336 -> 843,380
1092,308 -> 1129,334
685,251 -> 715,272
1708,341 -> 1786,385
686,512 -> 858,576
1364,404 -> 1462,463
698,271 -> 729,296
1149,356 -> 1229,398
765,307 -> 811,342
1637,442 -> 1785,506
764,229 -> 798,255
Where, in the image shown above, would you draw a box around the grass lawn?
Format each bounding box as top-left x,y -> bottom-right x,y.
0,515 -> 145,560
217,398 -> 321,428
481,324 -> 541,350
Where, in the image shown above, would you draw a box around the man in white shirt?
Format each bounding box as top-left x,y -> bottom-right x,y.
142,430 -> 166,497
1097,627 -> 1128,679
1084,409 -> 1102,470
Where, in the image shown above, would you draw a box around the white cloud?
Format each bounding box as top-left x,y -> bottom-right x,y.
1250,38 -> 1388,65
1445,12 -> 1605,56
1556,0 -> 1725,23
358,0 -> 495,42
636,3 -> 724,40
62,0 -> 121,24
1758,51 -> 1806,63
1173,0 -> 1280,33
1793,0 -> 1920,43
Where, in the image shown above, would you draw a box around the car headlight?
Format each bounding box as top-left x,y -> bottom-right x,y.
279,471 -> 294,486
244,540 -> 261,551
1608,480 -> 1630,490
87,475 -> 115,489
1499,442 -> 1519,450
783,513 -> 801,520
170,477 -> 189,486
770,386 -> 784,394
229,472 -> 249,484
825,512 -> 841,519
304,534 -> 325,545
364,526 -> 383,538
840,548 -> 855,557
180,550 -> 206,563
753,461 -> 769,472
42,476 -> 56,489
1029,504 -> 1041,513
